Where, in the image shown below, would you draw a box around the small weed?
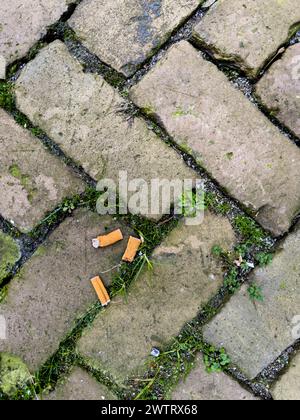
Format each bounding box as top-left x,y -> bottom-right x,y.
224,268 -> 240,294
211,245 -> 224,257
180,190 -> 206,218
248,284 -> 264,302
203,346 -> 231,373
255,252 -> 273,267
216,202 -> 231,215
62,198 -> 76,214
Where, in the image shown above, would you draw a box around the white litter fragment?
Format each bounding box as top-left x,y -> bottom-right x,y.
92,238 -> 100,249
151,348 -> 160,358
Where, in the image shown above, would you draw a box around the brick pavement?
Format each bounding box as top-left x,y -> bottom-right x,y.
0,0 -> 300,400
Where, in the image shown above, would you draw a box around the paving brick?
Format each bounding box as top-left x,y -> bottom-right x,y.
0,232 -> 20,286
130,41 -> 300,236
271,352 -> 300,400
0,0 -> 71,66
192,0 -> 300,78
203,222 -> 300,380
15,41 -> 195,220
0,209 -> 132,371
172,354 -> 258,400
68,0 -> 201,76
0,109 -> 85,232
43,367 -> 117,400
255,43 -> 300,138
77,213 -> 236,384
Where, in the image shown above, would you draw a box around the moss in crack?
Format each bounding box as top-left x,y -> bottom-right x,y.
0,82 -> 14,111
14,112 -> 44,137
0,232 -> 20,285
126,321 -> 203,400
0,285 -> 8,304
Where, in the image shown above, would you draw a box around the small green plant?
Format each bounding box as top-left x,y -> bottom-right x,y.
234,243 -> 250,258
224,268 -> 239,293
255,252 -> 273,267
233,215 -> 265,245
211,245 -> 224,257
216,202 -> 231,215
62,199 -> 76,213
180,190 -> 206,218
248,284 -> 264,302
203,346 -> 231,373
204,192 -> 217,209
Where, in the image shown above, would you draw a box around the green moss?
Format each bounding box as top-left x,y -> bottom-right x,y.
142,105 -> 156,116
0,353 -> 32,397
33,245 -> 47,258
9,164 -> 21,179
179,141 -> 193,156
63,28 -> 79,42
9,164 -> 37,203
14,112 -> 44,136
172,107 -> 190,117
225,152 -> 234,160
0,82 -> 14,111
0,285 -> 8,304
0,232 -> 20,284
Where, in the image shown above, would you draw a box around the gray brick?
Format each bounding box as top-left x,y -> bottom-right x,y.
0,109 -> 85,232
130,41 -> 300,236
43,367 -> 117,400
69,0 -> 201,76
0,0 -> 71,66
255,43 -> 300,138
193,0 -> 300,78
203,222 -> 300,379
172,355 -> 258,400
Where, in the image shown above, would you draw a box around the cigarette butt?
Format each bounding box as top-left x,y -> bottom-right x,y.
92,229 -> 123,248
122,236 -> 142,263
91,276 -> 110,306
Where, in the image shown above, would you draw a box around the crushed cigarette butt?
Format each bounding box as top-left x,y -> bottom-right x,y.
91,276 -> 111,307
122,236 -> 142,263
92,229 -> 123,248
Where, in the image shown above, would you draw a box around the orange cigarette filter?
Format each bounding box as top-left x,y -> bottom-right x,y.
91,276 -> 110,306
92,229 -> 123,249
122,236 -> 142,263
